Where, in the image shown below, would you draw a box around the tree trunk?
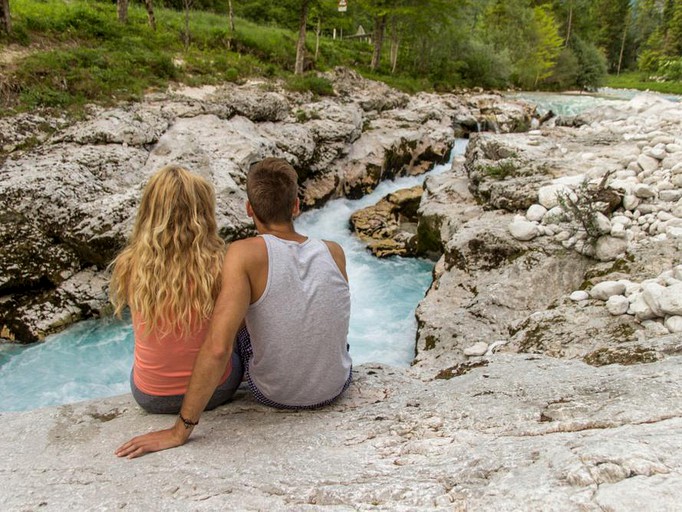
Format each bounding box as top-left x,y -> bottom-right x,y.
617,21 -> 628,75
1,0 -> 11,35
117,0 -> 128,24
315,17 -> 321,61
370,14 -> 387,71
183,0 -> 194,49
228,0 -> 235,34
565,5 -> 573,46
144,0 -> 156,31
389,16 -> 399,74
294,1 -> 310,75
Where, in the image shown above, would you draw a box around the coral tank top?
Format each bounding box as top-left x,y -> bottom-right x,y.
132,313 -> 230,396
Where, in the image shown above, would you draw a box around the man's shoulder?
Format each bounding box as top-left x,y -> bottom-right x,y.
227,237 -> 266,259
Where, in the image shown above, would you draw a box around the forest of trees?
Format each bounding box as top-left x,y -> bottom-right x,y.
2,0 -> 682,91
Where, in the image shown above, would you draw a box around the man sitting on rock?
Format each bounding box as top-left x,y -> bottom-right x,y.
116,157 -> 352,458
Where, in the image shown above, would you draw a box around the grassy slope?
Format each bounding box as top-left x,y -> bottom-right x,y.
606,71 -> 682,95
0,0 -> 432,116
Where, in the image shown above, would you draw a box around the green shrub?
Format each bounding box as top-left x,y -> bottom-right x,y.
285,75 -> 334,96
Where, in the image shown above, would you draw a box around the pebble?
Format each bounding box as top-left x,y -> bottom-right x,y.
606,295 -> 630,315
463,342 -> 489,357
570,290 -> 590,302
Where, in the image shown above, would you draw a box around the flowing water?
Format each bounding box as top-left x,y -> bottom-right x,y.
0,140 -> 467,412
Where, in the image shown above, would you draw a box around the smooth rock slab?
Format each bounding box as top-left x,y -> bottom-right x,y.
3,356 -> 682,511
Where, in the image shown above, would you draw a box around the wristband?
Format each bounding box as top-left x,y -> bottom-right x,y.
179,412 -> 199,429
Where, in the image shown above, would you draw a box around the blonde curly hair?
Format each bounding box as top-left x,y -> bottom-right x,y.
109,165 -> 225,337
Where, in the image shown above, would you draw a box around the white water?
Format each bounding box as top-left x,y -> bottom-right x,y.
510,88 -> 681,117
0,140 -> 467,412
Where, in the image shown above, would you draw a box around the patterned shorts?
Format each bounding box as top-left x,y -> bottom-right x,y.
235,326 -> 352,410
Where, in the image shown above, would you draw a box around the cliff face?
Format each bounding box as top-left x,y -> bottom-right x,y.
0,68 -> 534,343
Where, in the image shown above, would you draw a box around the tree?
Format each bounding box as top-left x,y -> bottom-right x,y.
144,0 -> 157,31
595,0 -> 631,72
117,0 -> 128,23
228,0 -> 235,35
294,0 -> 311,75
183,0 -> 194,48
1,0 -> 10,35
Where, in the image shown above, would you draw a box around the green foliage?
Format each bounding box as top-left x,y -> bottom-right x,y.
284,74 -> 334,96
544,48 -> 580,90
570,36 -> 608,90
607,71 -> 682,94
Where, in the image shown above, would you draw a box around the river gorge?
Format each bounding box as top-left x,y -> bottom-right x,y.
1,70 -> 682,510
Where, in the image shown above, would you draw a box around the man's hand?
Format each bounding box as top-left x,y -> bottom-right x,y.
115,423 -> 189,459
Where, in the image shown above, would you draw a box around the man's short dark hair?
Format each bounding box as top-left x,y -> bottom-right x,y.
247,158 -> 299,225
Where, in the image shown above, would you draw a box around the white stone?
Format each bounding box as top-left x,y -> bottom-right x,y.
637,154 -> 659,173
666,143 -> 682,153
570,290 -> 590,302
606,295 -> 630,315
647,147 -> 667,160
590,281 -> 626,301
618,279 -> 641,297
463,341 -> 489,357
623,195 -> 640,210
508,220 -> 539,241
526,204 -> 547,222
634,184 -> 656,199
666,226 -> 682,239
664,316 -> 682,333
641,319 -> 670,335
610,223 -> 626,238
628,293 -> 657,321
659,189 -> 681,204
594,212 -> 612,234
594,236 -> 628,262
642,282 -> 666,317
555,230 -> 571,242
658,283 -> 682,316
674,265 -> 682,281
543,206 -> 565,224
612,215 -> 632,227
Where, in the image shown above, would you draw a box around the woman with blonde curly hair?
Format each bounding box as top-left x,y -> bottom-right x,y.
110,165 -> 242,413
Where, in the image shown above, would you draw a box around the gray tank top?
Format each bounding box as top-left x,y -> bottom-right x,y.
245,234 -> 352,407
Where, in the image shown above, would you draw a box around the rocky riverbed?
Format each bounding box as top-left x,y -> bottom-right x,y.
0,67 -> 532,343
2,75 -> 682,510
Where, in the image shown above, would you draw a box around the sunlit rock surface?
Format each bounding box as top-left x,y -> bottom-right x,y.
3,355 -> 682,510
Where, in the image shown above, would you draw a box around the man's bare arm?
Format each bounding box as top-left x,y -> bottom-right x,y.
115,242 -> 252,459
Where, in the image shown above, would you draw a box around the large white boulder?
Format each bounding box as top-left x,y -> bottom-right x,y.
658,283 -> 682,316
595,236 -> 628,262
508,219 -> 539,241
590,281 -> 626,301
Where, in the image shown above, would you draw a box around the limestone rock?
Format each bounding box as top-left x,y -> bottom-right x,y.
590,281 -> 626,301
463,341 -> 489,357
526,204 -> 547,222
595,236 -> 628,262
658,283 -> 682,316
508,219 -> 540,241
606,295 -> 630,316
4,357 -> 682,511
570,290 -> 590,301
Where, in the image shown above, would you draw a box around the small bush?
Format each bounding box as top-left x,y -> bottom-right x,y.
285,75 -> 334,96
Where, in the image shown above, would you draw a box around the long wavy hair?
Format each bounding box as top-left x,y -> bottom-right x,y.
109,165 -> 225,337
